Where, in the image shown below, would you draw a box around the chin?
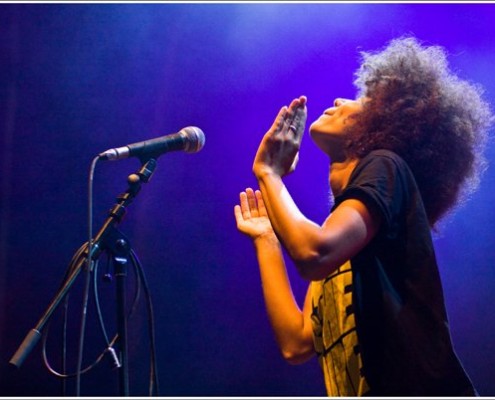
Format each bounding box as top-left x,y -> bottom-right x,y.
309,122 -> 329,142
309,120 -> 320,135
309,119 -> 333,137
309,129 -> 322,149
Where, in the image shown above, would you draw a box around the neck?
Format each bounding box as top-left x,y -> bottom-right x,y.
329,158 -> 359,196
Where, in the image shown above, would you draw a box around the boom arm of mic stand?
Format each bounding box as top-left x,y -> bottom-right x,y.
9,158 -> 157,369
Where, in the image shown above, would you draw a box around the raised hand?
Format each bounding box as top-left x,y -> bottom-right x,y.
234,188 -> 276,241
253,96 -> 308,178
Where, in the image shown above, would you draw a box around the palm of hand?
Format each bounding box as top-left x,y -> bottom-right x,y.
238,211 -> 272,239
234,188 -> 275,240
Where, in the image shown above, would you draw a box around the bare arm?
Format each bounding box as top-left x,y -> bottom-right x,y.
253,97 -> 381,280
258,174 -> 380,280
234,188 -> 314,364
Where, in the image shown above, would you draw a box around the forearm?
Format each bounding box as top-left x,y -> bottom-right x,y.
258,171 -> 381,281
257,171 -> 328,273
253,233 -> 314,364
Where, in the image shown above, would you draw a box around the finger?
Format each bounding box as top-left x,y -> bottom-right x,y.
285,97 -> 307,133
280,103 -> 301,137
234,204 -> 244,225
289,104 -> 308,143
246,188 -> 259,217
268,106 -> 288,137
255,190 -> 268,217
295,110 -> 307,142
239,191 -> 251,219
286,96 -> 306,118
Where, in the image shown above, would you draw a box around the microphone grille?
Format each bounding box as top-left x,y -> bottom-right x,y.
181,126 -> 205,153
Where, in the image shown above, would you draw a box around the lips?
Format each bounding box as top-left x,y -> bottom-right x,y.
323,107 -> 338,116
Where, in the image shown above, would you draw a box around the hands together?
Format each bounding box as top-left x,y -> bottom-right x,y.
236,97 -> 307,242
253,96 -> 308,178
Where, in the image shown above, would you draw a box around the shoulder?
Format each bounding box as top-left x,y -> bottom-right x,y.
337,149 -> 419,233
355,149 -> 410,174
349,149 -> 416,190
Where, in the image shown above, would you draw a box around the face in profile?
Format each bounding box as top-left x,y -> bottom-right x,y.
309,98 -> 366,159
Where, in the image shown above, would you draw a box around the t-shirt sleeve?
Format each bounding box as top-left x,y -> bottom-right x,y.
333,151 -> 410,236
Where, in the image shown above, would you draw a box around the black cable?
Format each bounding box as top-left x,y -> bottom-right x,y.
130,250 -> 160,396
41,254 -> 105,379
75,257 -> 92,396
61,295 -> 68,396
41,156 -> 160,396
73,155 -> 100,396
42,249 -> 144,381
42,316 -> 107,378
58,242 -> 86,394
93,256 -> 111,346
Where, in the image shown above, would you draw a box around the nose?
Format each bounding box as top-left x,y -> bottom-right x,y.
334,98 -> 350,107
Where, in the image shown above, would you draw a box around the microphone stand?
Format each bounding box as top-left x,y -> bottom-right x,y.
9,158 -> 158,397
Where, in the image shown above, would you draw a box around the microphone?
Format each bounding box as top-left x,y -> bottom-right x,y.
98,126 -> 205,161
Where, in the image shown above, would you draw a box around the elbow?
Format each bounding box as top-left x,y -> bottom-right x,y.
281,347 -> 314,365
289,247 -> 337,281
276,329 -> 315,365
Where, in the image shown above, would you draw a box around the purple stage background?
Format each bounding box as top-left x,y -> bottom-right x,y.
1,3 -> 495,397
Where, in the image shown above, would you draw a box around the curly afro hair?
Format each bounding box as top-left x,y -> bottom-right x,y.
346,36 -> 493,226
